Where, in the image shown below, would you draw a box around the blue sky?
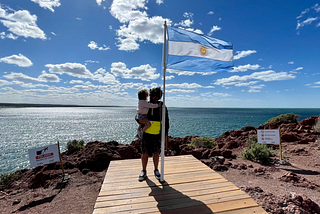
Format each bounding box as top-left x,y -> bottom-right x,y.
0,0 -> 320,108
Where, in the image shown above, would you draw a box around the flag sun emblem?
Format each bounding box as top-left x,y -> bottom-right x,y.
199,45 -> 207,56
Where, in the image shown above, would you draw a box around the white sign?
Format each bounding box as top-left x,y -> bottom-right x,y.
257,129 -> 280,145
28,144 -> 60,168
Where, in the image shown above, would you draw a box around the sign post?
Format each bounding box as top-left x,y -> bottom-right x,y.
257,129 -> 281,160
57,141 -> 65,177
28,142 -> 65,177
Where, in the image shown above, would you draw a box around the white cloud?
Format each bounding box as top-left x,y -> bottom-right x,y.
110,62 -> 160,81
214,70 -> 295,86
70,80 -> 84,84
175,12 -> 194,27
0,54 -> 33,67
85,60 -> 99,64
0,32 -> 19,40
4,71 -> 60,82
0,6 -> 46,39
290,67 -> 303,74
296,8 -> 309,19
166,83 -> 203,88
88,41 -> 110,51
31,0 -> 61,12
163,75 -> 174,80
231,64 -> 260,72
116,37 -> 140,51
46,63 -> 94,79
110,0 -> 171,51
96,0 -> 107,6
312,3 -> 320,12
110,0 -> 148,23
93,71 -> 120,84
213,92 -> 230,97
248,89 -> 260,93
208,25 -> 221,36
208,11 -> 214,15
166,89 -> 195,93
297,17 -> 319,30
156,0 -> 163,5
233,50 -> 257,60
288,61 -> 294,64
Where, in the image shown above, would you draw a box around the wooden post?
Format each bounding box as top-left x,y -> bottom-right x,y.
57,141 -> 65,177
279,128 -> 283,160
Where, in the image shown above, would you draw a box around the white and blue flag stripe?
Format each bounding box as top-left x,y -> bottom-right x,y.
167,27 -> 233,72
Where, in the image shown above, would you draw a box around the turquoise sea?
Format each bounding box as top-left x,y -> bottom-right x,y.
1,107 -> 319,174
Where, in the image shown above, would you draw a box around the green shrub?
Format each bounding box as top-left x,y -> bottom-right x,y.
67,139 -> 85,154
0,172 -> 21,187
188,137 -> 218,149
246,135 -> 258,148
242,135 -> 274,163
312,117 -> 320,133
266,113 -> 300,124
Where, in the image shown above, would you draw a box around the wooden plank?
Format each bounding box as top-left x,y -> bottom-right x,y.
96,181 -> 236,201
93,155 -> 267,214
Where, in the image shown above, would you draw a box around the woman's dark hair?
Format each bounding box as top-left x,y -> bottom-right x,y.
149,87 -> 162,99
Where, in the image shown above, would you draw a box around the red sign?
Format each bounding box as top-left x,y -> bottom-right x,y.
36,153 -> 54,159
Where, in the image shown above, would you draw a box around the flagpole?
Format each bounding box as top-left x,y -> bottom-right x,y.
160,21 -> 167,182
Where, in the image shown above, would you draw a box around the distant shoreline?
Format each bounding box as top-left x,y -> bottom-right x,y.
0,103 -> 124,108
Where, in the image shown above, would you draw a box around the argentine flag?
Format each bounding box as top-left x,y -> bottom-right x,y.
167,27 -> 233,72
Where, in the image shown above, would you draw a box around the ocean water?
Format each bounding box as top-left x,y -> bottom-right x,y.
0,107 -> 319,174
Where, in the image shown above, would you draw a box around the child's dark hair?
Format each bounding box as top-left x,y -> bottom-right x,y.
138,89 -> 148,100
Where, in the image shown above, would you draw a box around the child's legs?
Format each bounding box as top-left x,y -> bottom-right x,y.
139,118 -> 151,132
137,124 -> 142,131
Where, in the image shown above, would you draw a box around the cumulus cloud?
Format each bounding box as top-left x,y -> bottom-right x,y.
0,54 -> 33,67
0,32 -> 19,40
88,41 -> 110,51
31,0 -> 61,12
233,50 -> 257,60
110,62 -> 159,81
0,5 -> 46,39
175,12 -> 194,27
46,63 -> 94,79
3,71 -> 60,82
288,61 -> 294,64
110,0 -> 170,51
214,70 -> 295,86
231,64 -> 260,73
208,11 -> 214,15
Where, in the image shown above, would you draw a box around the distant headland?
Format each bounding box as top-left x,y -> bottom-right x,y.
0,103 -> 121,108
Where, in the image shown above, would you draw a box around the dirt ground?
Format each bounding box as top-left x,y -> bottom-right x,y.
1,140 -> 320,214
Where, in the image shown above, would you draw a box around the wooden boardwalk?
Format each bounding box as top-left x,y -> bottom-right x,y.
93,155 -> 267,214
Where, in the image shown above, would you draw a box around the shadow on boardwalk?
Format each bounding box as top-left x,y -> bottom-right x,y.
146,177 -> 213,214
